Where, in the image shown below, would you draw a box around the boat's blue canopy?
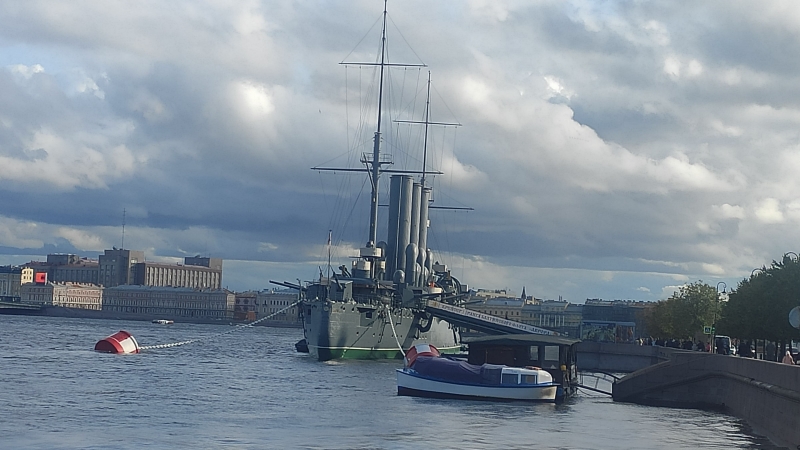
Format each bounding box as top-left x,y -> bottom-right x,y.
412,356 -> 503,385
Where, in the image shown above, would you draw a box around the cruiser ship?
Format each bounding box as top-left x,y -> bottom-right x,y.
277,2 -> 466,361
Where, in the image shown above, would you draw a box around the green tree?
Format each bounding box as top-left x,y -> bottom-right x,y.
643,281 -> 719,339
719,254 -> 800,346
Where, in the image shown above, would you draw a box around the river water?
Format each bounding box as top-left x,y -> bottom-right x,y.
0,315 -> 784,449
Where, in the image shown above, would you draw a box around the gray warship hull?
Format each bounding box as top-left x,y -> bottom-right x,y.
303,299 -> 459,361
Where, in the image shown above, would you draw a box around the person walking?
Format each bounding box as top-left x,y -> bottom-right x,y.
782,350 -> 795,365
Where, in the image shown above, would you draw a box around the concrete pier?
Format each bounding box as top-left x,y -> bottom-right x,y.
613,351 -> 800,448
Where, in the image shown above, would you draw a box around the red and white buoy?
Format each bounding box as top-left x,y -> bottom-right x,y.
404,343 -> 440,368
94,330 -> 140,354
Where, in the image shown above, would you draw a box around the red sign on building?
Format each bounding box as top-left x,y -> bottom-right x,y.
34,272 -> 47,284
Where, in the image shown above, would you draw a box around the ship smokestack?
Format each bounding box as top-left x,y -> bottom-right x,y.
385,175 -> 403,280
396,176 -> 413,276
410,183 -> 421,248
405,243 -> 418,287
417,186 -> 431,274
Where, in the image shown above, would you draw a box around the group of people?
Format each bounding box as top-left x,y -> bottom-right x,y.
634,337 -> 709,351
634,336 -> 798,365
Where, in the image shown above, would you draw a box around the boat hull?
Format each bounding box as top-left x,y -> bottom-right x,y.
396,369 -> 558,402
303,299 -> 459,361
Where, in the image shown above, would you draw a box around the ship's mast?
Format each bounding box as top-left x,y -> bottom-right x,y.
312,1 -> 430,274
366,1 -> 389,247
396,72 -> 461,187
421,72 -> 431,188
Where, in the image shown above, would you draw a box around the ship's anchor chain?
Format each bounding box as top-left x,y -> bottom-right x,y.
138,300 -> 303,351
385,305 -> 406,358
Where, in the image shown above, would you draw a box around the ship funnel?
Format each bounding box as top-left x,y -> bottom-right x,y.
405,243 -> 418,287
396,176 -> 414,277
418,186 -> 431,260
410,183 -> 421,248
385,176 -> 403,279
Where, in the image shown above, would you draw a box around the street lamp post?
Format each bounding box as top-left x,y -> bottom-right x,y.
712,282 -> 727,354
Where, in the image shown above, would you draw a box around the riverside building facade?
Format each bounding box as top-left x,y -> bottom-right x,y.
103,285 -> 234,320
234,290 -> 300,325
20,282 -> 103,310
132,261 -> 221,290
0,266 -> 33,302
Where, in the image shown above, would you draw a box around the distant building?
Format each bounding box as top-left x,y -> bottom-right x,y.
25,250 -> 224,290
20,282 -> 103,310
20,282 -> 54,305
581,299 -> 650,342
21,267 -> 33,285
51,258 -> 100,285
468,296 -> 526,321
184,256 -> 223,272
99,249 -> 145,287
0,266 -> 23,301
132,261 -> 221,290
234,291 -> 258,321
25,254 -> 101,285
255,290 -> 300,326
103,285 -> 234,320
47,254 -> 81,266
466,291 -> 583,337
521,300 -> 583,338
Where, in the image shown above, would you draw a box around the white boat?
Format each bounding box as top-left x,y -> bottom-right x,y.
152,319 -> 174,324
396,344 -> 558,402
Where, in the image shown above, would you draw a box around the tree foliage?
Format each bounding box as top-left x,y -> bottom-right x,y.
643,281 -> 719,339
718,254 -> 800,342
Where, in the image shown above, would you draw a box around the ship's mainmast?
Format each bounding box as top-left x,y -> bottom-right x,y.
366,2 -> 390,248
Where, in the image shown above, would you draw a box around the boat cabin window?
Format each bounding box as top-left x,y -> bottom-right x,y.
501,373 -> 518,385
522,374 -> 538,384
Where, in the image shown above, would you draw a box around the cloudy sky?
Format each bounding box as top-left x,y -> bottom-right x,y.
1,0 -> 799,302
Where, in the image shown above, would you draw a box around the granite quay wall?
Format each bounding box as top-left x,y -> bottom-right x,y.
613,352 -> 800,449
577,342 -> 681,373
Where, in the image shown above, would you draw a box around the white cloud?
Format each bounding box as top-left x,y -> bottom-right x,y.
754,198 -> 784,224
258,242 -> 278,252
687,59 -> 703,77
642,20 -> 670,46
0,129 -> 139,190
0,217 -> 43,248
701,263 -> 725,276
236,80 -> 275,118
56,227 -> 105,251
663,56 -> 681,78
713,204 -> 746,220
9,63 -> 44,79
543,75 -> 573,100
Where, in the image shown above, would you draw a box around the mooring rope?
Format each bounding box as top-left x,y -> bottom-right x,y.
139,299 -> 303,351
385,305 -> 406,357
